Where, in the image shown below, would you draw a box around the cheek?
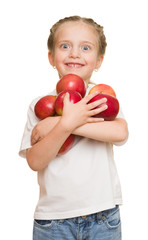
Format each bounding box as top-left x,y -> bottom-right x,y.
53,50 -> 65,64
86,53 -> 98,66
87,59 -> 98,70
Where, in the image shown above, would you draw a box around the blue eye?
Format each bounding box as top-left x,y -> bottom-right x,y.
61,44 -> 69,49
82,45 -> 90,51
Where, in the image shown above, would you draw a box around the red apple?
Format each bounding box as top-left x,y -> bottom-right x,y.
58,134 -> 75,155
56,74 -> 86,97
34,95 -> 57,120
89,84 -> 116,97
88,93 -> 119,121
55,90 -> 82,116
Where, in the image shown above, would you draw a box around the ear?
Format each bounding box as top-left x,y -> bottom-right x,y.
95,55 -> 104,70
48,52 -> 54,66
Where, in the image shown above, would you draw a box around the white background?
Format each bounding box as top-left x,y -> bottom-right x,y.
0,0 -> 148,239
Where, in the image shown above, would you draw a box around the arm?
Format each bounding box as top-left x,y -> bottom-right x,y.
31,116 -> 128,146
26,119 -> 72,171
26,92 -> 107,171
73,118 -> 128,143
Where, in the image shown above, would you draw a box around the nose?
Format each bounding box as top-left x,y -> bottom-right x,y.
69,47 -> 80,58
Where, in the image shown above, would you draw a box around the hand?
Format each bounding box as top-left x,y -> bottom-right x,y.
31,116 -> 60,145
60,91 -> 108,132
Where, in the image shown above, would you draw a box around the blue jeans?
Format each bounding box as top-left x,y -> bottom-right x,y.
33,205 -> 121,240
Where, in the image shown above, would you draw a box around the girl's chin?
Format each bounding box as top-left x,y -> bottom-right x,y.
58,68 -> 90,83
59,69 -> 84,78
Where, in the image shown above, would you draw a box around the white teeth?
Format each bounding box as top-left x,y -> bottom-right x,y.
67,64 -> 82,68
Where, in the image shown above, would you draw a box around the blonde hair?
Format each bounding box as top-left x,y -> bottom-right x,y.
47,16 -> 107,56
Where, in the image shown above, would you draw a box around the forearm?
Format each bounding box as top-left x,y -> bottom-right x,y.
32,116 -> 128,148
26,120 -> 71,171
73,118 -> 128,143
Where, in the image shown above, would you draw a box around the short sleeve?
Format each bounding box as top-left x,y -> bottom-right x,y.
19,90 -> 57,158
116,105 -> 125,119
18,99 -> 40,158
112,106 -> 128,146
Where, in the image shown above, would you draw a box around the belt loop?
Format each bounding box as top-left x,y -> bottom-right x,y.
96,212 -> 99,220
58,219 -> 64,224
96,211 -> 102,221
78,217 -> 81,224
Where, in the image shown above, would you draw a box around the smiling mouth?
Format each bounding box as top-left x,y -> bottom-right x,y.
66,63 -> 84,68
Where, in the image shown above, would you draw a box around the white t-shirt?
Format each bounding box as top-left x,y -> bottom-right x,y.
19,84 -> 127,220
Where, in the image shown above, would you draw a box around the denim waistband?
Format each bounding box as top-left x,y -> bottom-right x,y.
67,205 -> 119,224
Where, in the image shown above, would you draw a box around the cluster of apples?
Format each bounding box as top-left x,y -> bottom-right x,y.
34,74 -> 119,155
34,74 -> 85,155
88,84 -> 119,121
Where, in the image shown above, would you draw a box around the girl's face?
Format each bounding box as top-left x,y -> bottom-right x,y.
48,21 -> 103,86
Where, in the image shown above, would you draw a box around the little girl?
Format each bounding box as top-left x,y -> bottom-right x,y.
19,16 -> 128,240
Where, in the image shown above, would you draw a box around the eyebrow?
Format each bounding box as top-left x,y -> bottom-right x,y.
57,40 -> 96,47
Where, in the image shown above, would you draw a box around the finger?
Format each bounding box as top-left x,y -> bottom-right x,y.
87,98 -> 107,110
31,131 -> 40,145
87,117 -> 104,123
89,104 -> 108,117
31,131 -> 36,145
31,136 -> 42,145
82,91 -> 101,103
31,136 -> 36,146
63,92 -> 70,103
